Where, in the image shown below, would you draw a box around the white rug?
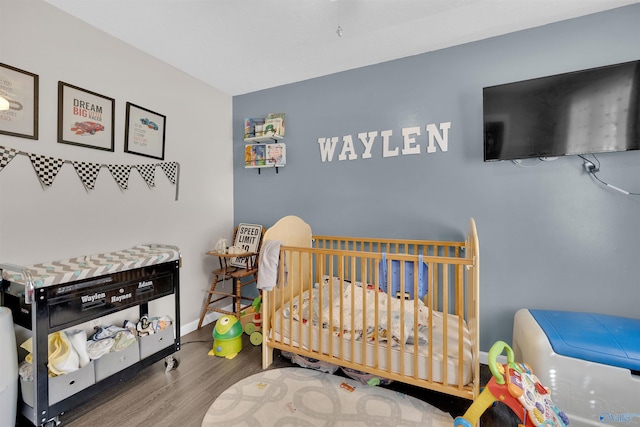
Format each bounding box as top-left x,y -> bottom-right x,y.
202,367 -> 453,426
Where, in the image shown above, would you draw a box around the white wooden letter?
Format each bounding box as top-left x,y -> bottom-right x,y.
426,122 -> 451,153
381,130 -> 398,158
358,131 -> 378,159
317,137 -> 340,162
401,126 -> 421,155
338,135 -> 358,161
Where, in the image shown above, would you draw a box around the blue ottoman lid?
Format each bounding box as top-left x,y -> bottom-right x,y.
529,310 -> 640,372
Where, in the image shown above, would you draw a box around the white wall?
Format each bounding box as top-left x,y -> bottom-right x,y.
0,0 -> 233,333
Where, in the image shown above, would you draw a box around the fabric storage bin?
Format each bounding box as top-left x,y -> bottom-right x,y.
94,343 -> 140,382
20,361 -> 95,407
0,307 -> 18,427
139,326 -> 174,360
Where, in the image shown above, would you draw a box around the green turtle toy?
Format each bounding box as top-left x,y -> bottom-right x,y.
209,314 -> 243,359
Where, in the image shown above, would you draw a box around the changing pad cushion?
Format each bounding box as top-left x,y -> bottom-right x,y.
1,244 -> 180,288
529,309 -> 640,372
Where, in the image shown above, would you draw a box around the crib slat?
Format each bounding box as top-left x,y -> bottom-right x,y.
457,263 -> 465,390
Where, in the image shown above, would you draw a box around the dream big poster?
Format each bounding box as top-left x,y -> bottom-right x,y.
58,82 -> 114,151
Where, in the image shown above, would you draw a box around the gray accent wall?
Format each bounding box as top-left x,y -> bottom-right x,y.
233,5 -> 640,351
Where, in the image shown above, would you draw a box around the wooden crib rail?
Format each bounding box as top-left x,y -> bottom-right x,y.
313,235 -> 466,258
263,238 -> 479,399
261,217 -> 480,401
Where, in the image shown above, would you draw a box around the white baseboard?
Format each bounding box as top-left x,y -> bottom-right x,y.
479,350 -> 507,366
180,306 -> 230,336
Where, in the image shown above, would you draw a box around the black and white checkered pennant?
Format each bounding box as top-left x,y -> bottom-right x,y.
28,154 -> 64,187
160,162 -> 178,184
72,161 -> 102,190
0,146 -> 19,172
136,164 -> 156,187
108,164 -> 131,190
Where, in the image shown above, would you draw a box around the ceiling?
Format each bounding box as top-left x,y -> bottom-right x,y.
43,0 -> 639,96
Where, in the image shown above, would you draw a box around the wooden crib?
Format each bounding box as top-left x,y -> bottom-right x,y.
260,216 -> 480,400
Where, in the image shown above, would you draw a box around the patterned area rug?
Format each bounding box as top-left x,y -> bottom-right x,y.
202,367 -> 453,426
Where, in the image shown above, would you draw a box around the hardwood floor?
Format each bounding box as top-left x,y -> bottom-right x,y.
17,324 -> 491,427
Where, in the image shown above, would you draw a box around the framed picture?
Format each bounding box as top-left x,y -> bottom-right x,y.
0,63 -> 39,139
58,82 -> 114,151
124,102 -> 166,160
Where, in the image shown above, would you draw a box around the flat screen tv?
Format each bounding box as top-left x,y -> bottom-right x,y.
483,60 -> 640,162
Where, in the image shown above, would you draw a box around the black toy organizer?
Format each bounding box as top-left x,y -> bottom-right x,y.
0,248 -> 181,427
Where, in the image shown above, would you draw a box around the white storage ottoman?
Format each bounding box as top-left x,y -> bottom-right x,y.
513,309 -> 640,427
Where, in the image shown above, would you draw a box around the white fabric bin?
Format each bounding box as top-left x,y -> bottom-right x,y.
0,307 -> 18,427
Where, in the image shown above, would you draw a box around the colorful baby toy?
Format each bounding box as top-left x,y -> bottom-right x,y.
454,341 -> 569,427
242,296 -> 263,346
209,315 -> 243,359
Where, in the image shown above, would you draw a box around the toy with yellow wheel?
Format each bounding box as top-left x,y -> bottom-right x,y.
241,296 -> 262,346
244,321 -> 263,346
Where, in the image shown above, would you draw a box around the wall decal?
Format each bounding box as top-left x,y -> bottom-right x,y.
317,121 -> 452,162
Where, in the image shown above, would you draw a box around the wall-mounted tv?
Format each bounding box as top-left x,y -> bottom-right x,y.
483,60 -> 640,162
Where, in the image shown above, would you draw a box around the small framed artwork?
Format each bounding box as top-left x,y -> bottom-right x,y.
0,63 -> 39,139
124,102 -> 166,160
58,81 -> 115,151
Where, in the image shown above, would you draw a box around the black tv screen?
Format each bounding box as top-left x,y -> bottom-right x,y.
483,60 -> 640,161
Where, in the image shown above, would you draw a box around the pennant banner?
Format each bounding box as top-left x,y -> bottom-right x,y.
136,164 -> 156,188
108,164 -> 132,190
0,145 -> 179,199
29,153 -> 64,187
72,161 -> 102,190
0,146 -> 19,172
160,162 -> 178,184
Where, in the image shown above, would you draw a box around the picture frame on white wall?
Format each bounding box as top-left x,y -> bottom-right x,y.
58,81 -> 115,151
124,102 -> 166,160
0,63 -> 39,140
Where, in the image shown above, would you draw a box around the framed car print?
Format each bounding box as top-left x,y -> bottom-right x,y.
124,102 -> 166,160
58,81 -> 115,151
0,63 -> 39,139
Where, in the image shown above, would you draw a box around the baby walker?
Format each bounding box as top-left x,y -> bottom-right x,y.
454,341 -> 569,427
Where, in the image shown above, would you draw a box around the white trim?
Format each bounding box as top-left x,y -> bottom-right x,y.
479,350 -> 507,366
180,305 -> 231,336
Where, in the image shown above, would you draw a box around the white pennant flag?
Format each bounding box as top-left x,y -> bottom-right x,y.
29,153 -> 65,187
72,161 -> 102,190
108,164 -> 132,190
160,162 -> 178,184
136,164 -> 156,187
0,146 -> 19,172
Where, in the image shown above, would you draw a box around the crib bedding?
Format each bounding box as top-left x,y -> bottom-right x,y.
272,276 -> 473,385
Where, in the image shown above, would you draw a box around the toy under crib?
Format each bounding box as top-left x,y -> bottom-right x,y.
454,341 -> 569,427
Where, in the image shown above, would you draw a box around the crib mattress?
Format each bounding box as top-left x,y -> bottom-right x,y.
1,244 -> 180,288
272,306 -> 473,386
